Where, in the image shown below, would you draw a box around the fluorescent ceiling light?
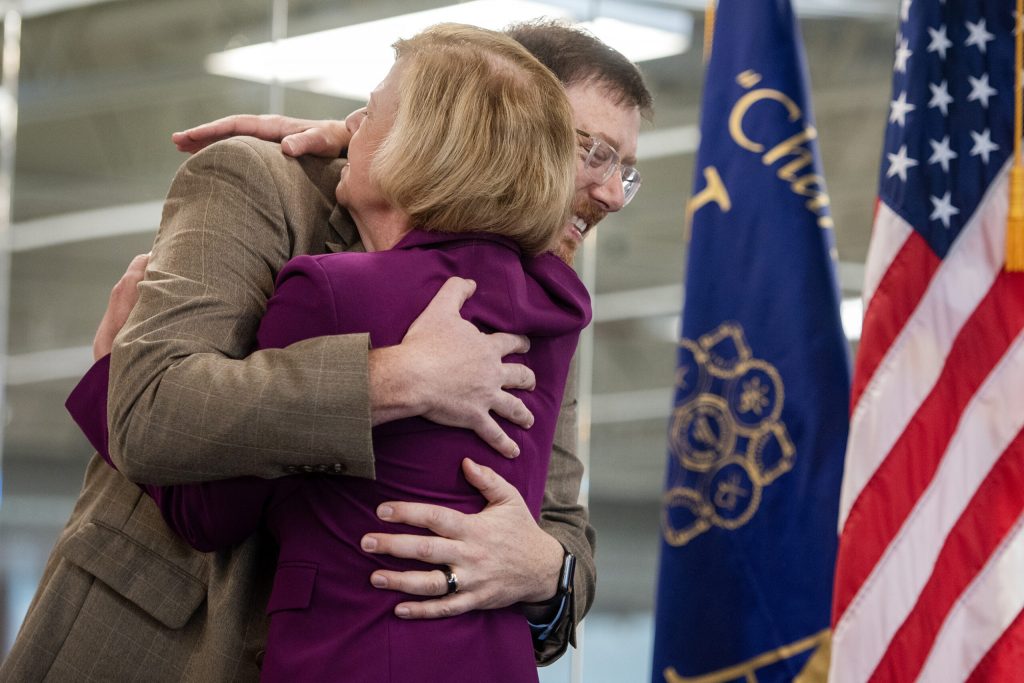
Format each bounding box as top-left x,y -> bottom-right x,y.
840,296 -> 863,342
580,16 -> 688,64
206,0 -> 689,101
649,296 -> 862,345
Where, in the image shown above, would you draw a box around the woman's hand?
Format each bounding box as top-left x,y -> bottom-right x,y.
93,253 -> 149,360
171,115 -> 351,157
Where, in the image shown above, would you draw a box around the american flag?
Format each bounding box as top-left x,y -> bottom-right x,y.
829,2 -> 1022,681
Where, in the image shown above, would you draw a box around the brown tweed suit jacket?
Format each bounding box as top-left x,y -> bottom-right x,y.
0,138 -> 594,682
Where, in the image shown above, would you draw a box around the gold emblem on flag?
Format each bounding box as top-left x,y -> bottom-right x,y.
663,323 -> 795,546
662,629 -> 830,683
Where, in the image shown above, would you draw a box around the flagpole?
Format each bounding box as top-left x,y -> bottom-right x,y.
568,214 -> 597,683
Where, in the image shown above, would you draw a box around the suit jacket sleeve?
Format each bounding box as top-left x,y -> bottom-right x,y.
532,360 -> 597,664
108,137 -> 375,485
67,353 -> 271,552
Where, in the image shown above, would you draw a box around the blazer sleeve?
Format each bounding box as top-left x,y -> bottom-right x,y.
107,138 -> 375,486
530,360 -> 597,665
67,354 -> 271,552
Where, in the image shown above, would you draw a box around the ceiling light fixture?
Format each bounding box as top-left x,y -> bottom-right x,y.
206,0 -> 689,101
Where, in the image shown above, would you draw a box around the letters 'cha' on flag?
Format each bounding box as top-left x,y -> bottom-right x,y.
830,1 -> 1024,681
651,1 -> 850,682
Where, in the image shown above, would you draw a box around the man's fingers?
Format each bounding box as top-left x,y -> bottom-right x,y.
490,331 -> 531,357
394,594 -> 476,620
499,362 -> 536,391
375,501 -> 466,537
490,392 -> 533,430
361,532 -> 460,564
425,277 -> 476,316
369,569 -> 450,597
461,458 -> 520,505
472,415 -> 520,459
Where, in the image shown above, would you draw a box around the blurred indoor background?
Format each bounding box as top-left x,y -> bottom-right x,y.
0,1 -> 896,680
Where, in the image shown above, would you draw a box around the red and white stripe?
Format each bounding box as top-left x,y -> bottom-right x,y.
829,159 -> 1024,682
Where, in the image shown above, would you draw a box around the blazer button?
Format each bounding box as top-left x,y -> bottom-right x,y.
332,463 -> 346,474
284,465 -> 298,474
314,464 -> 328,473
302,465 -> 314,473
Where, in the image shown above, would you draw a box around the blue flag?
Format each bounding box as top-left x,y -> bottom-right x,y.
651,2 -> 850,681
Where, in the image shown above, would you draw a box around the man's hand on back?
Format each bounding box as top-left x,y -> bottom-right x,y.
360,458 -> 564,618
368,277 -> 536,459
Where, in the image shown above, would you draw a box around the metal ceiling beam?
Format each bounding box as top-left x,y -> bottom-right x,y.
13,200 -> 161,251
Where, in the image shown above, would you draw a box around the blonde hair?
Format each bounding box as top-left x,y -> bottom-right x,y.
370,23 -> 576,255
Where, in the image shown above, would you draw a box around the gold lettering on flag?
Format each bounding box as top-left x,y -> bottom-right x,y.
727,72 -> 834,229
685,165 -> 733,243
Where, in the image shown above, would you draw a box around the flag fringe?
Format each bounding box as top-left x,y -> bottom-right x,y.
1008,0 -> 1024,271
703,0 -> 716,63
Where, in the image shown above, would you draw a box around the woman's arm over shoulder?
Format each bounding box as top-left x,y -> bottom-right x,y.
258,255 -> 340,349
66,354 -> 114,462
153,476 -> 274,552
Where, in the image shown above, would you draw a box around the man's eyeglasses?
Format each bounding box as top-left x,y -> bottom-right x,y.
575,129 -> 642,206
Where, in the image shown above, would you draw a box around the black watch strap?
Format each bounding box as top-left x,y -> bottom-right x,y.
530,548 -> 576,643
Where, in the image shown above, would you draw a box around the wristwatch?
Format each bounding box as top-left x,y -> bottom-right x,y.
554,548 -> 576,600
529,547 -> 576,642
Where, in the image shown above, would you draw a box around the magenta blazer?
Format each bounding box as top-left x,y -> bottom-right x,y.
68,229 -> 590,682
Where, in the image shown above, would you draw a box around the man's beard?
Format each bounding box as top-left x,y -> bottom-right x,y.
555,197 -> 608,266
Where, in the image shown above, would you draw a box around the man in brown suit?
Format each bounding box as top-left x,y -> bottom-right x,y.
1,22 -> 652,682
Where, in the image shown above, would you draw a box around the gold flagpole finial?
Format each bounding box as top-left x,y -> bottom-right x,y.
1007,0 -> 1024,272
703,0 -> 717,64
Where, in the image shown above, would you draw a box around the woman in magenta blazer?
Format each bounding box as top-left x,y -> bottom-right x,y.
68,24 -> 590,683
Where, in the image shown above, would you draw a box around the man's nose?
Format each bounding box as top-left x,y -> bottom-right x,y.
588,172 -> 626,213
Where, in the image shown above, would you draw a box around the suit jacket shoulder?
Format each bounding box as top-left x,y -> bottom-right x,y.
107,137 -> 375,485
